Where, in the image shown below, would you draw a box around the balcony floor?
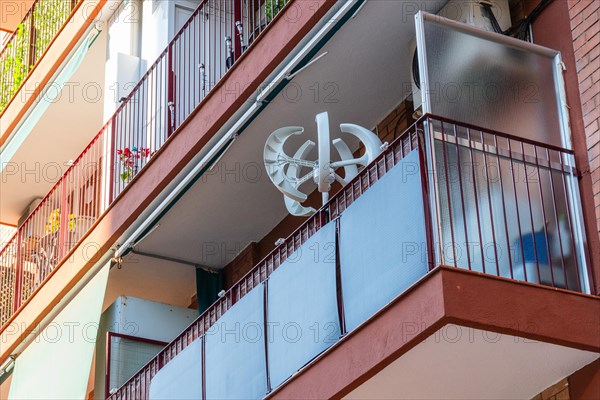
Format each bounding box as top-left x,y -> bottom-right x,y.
269,267 -> 600,400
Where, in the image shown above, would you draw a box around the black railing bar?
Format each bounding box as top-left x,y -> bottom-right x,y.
428,114 -> 575,155
431,130 -> 577,175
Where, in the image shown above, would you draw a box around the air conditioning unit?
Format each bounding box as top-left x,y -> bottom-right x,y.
411,0 -> 512,113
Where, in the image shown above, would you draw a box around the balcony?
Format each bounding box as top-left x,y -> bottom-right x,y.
0,0 -> 81,113
104,114 -> 595,399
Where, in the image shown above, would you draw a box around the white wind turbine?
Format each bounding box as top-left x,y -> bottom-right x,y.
264,112 -> 386,216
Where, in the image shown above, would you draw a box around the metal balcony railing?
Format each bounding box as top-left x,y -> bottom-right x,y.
105,115 -> 591,399
0,0 -> 81,113
0,0 -> 290,327
426,115 -> 589,291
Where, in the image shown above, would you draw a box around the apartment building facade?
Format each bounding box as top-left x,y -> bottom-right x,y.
0,0 -> 598,398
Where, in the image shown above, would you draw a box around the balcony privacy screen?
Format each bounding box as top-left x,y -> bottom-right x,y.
147,147 -> 430,397
416,12 -> 569,149
8,263 -> 109,400
267,221 -> 340,388
340,151 -> 428,331
149,339 -> 203,400
204,286 -> 267,399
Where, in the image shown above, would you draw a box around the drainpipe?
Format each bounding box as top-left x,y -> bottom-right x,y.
130,0 -> 143,59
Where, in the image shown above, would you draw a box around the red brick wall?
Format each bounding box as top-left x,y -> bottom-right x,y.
569,0 -> 600,234
532,378 -> 569,400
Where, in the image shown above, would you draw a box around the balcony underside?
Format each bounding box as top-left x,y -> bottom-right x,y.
345,325 -> 596,399
120,0 -> 446,269
0,1 -> 35,32
0,28 -> 107,224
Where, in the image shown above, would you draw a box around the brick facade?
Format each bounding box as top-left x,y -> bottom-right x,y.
568,0 -> 600,234
532,378 -> 570,400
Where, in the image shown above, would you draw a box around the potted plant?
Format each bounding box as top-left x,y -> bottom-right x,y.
117,146 -> 151,182
265,0 -> 286,21
45,209 -> 77,234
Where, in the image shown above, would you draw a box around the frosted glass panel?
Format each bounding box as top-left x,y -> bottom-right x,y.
267,222 -> 339,389
340,151 -> 429,331
434,136 -> 585,290
205,286 -> 267,399
418,13 -> 567,148
149,339 -> 202,400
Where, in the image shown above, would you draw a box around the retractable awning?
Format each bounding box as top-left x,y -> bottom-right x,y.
7,262 -> 109,399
